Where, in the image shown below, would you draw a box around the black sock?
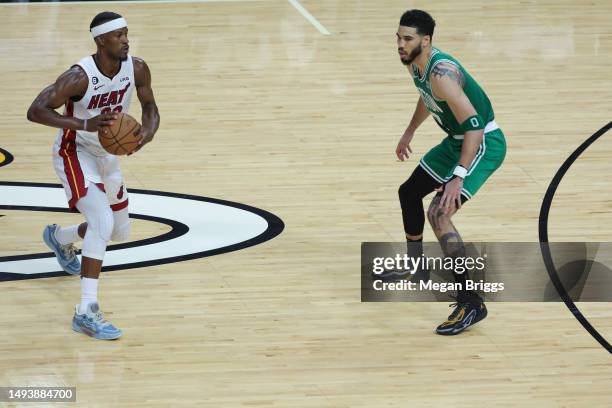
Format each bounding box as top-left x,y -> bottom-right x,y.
406,237 -> 423,259
453,270 -> 482,305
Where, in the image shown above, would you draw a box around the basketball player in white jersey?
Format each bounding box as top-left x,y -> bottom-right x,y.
27,12 -> 160,340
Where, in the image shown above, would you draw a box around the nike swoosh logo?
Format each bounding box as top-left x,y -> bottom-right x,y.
94,85 -> 104,90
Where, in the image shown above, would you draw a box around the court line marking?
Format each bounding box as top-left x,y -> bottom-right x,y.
0,0 -> 266,5
287,0 -> 331,35
539,120 -> 612,354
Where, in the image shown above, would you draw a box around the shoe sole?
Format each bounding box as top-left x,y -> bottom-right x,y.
436,308 -> 488,336
72,321 -> 122,340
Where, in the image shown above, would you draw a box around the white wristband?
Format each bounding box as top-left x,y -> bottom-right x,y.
82,119 -> 87,131
453,165 -> 467,179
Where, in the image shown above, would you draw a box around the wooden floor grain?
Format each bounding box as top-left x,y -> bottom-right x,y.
0,1 -> 610,406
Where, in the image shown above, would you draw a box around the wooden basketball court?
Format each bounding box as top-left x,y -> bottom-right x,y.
0,0 -> 610,406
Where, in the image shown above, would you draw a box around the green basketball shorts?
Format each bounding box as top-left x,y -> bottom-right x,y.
418,126 -> 506,200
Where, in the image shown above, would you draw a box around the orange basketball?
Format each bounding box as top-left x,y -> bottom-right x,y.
98,112 -> 141,155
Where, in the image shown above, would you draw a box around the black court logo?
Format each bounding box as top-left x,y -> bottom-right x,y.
92,76 -> 99,85
0,148 -> 284,281
0,182 -> 284,281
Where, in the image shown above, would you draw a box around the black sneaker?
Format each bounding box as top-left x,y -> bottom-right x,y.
435,299 -> 487,335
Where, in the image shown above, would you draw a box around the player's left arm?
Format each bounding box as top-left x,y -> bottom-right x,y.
133,57 -> 160,150
430,62 -> 484,213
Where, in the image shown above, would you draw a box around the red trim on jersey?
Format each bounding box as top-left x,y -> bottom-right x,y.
110,199 -> 128,212
58,100 -> 87,209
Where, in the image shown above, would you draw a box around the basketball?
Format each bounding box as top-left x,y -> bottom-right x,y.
98,112 -> 141,155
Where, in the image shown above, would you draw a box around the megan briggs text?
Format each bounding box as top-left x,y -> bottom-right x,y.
372,279 -> 504,293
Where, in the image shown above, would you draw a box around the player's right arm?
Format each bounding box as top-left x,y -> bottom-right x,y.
396,96 -> 430,161
27,66 -> 116,132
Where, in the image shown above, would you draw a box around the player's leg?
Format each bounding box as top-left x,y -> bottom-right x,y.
426,193 -> 487,335
426,129 -> 506,335
392,140 -> 457,281
71,185 -> 122,340
392,166 -> 441,280
42,223 -> 83,275
49,222 -> 87,244
399,165 -> 441,239
73,207 -> 130,243
102,156 -> 131,243
58,197 -> 130,245
44,146 -> 89,275
110,207 -> 130,242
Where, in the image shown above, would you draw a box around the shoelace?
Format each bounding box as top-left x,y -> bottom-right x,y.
91,311 -> 111,327
60,244 -> 77,260
446,298 -> 469,322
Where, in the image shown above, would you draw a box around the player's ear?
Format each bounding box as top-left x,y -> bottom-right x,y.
94,35 -> 105,48
422,34 -> 432,48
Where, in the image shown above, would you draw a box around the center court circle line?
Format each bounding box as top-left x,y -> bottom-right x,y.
538,121 -> 612,354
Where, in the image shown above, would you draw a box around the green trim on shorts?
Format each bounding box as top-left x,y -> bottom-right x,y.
419,128 -> 506,198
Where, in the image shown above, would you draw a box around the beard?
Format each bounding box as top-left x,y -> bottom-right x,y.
400,44 -> 422,66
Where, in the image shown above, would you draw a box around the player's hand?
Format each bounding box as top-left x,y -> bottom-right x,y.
128,126 -> 154,155
88,113 -> 117,132
439,176 -> 463,214
396,133 -> 414,161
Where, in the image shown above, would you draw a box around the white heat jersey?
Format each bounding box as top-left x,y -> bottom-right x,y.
55,54 -> 135,157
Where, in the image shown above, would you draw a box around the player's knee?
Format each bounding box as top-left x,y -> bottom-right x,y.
426,202 -> 437,223
398,180 -> 419,203
92,209 -> 114,242
437,214 -> 452,229
427,206 -> 451,229
111,220 -> 130,242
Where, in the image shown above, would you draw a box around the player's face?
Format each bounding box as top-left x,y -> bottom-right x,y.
397,26 -> 423,66
103,28 -> 130,61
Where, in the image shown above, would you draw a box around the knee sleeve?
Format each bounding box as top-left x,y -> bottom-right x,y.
76,185 -> 113,259
399,166 -> 441,202
111,208 -> 131,242
399,166 -> 441,235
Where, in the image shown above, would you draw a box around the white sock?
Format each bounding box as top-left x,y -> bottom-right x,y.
79,277 -> 98,314
55,224 -> 83,246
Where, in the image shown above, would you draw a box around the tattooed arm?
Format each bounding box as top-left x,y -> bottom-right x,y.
430,62 -> 483,212
430,62 -> 482,167
27,66 -> 117,132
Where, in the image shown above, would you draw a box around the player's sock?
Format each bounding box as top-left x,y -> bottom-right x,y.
407,237 -> 429,281
453,270 -> 482,305
79,277 -> 99,315
55,224 -> 82,245
406,237 -> 423,258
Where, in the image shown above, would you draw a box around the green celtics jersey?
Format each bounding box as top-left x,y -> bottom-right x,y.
411,47 -> 494,135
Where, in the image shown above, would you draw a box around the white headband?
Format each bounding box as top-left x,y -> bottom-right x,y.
90,18 -> 128,38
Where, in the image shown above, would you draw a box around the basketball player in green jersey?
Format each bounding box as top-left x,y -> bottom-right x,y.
394,10 -> 506,335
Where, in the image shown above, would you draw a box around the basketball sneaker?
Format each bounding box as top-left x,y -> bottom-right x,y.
43,224 -> 81,275
435,299 -> 487,335
72,303 -> 122,340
